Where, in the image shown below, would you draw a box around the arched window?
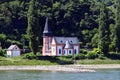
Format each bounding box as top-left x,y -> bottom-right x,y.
59,49 -> 61,54
69,50 -> 71,54
74,49 -> 77,54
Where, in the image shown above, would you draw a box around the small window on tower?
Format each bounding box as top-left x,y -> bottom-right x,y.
61,40 -> 63,43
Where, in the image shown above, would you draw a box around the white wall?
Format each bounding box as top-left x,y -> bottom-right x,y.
7,50 -> 20,57
13,51 -> 20,56
64,49 -> 67,55
73,46 -> 79,54
57,46 -> 62,56
7,51 -> 12,57
51,46 -> 56,56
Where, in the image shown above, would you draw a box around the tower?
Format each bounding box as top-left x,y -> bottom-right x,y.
42,17 -> 53,56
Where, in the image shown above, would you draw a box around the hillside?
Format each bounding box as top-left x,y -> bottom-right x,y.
0,0 -> 119,53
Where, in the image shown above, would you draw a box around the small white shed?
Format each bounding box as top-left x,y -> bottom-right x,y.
7,45 -> 21,57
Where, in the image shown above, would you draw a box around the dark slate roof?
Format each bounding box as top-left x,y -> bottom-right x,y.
43,17 -> 52,34
64,41 -> 73,48
53,37 -> 79,44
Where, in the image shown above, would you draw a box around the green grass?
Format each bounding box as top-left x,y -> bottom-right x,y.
0,56 -> 120,66
0,56 -> 57,66
78,59 -> 120,64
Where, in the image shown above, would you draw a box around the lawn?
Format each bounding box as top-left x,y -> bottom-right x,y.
0,56 -> 120,66
78,59 -> 120,64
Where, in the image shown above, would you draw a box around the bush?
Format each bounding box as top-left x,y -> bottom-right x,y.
106,52 -> 120,59
63,55 -> 73,58
80,49 -> 88,54
74,54 -> 86,60
98,54 -> 105,60
93,48 -> 103,54
22,52 -> 37,59
0,49 -> 6,57
86,51 -> 98,59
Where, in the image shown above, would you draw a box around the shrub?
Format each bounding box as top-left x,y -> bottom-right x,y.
93,48 -> 103,54
64,55 -> 73,58
80,49 -> 88,54
74,54 -> 86,60
86,51 -> 98,59
0,49 -> 6,57
22,52 -> 37,59
98,54 -> 105,60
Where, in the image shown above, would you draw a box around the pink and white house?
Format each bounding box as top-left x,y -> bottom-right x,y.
42,18 -> 80,56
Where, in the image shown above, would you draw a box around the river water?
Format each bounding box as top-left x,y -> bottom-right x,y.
0,69 -> 119,80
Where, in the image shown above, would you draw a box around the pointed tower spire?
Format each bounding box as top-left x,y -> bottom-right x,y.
43,17 -> 53,36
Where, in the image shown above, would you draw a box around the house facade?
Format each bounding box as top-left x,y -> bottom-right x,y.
7,45 -> 21,57
42,18 -> 80,56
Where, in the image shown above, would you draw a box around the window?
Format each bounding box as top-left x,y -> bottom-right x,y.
59,49 -> 61,54
74,49 -> 77,54
69,50 -> 71,54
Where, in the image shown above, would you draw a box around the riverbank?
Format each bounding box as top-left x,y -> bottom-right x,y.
0,64 -> 120,72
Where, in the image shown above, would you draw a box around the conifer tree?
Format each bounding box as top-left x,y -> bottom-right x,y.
27,0 -> 40,55
112,0 -> 120,52
98,2 -> 110,54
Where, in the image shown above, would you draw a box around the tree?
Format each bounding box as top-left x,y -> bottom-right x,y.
98,2 -> 110,54
0,34 -> 6,48
112,0 -> 120,52
27,0 -> 40,55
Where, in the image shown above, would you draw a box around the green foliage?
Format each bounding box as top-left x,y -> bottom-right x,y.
74,54 -> 86,60
98,54 -> 105,59
0,34 -> 6,48
92,32 -> 98,48
86,51 -> 98,59
22,52 -> 37,59
98,1 -> 110,54
79,59 -> 120,64
112,0 -> 120,52
109,24 -> 116,51
27,0 -> 40,54
0,49 -> 6,57
80,49 -> 88,54
93,48 -> 103,54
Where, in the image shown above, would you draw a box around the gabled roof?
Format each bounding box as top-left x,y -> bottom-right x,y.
52,37 -> 79,44
7,45 -> 20,51
43,17 -> 53,35
65,41 -> 72,48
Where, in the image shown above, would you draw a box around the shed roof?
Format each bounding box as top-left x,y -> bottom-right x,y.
7,45 -> 20,51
